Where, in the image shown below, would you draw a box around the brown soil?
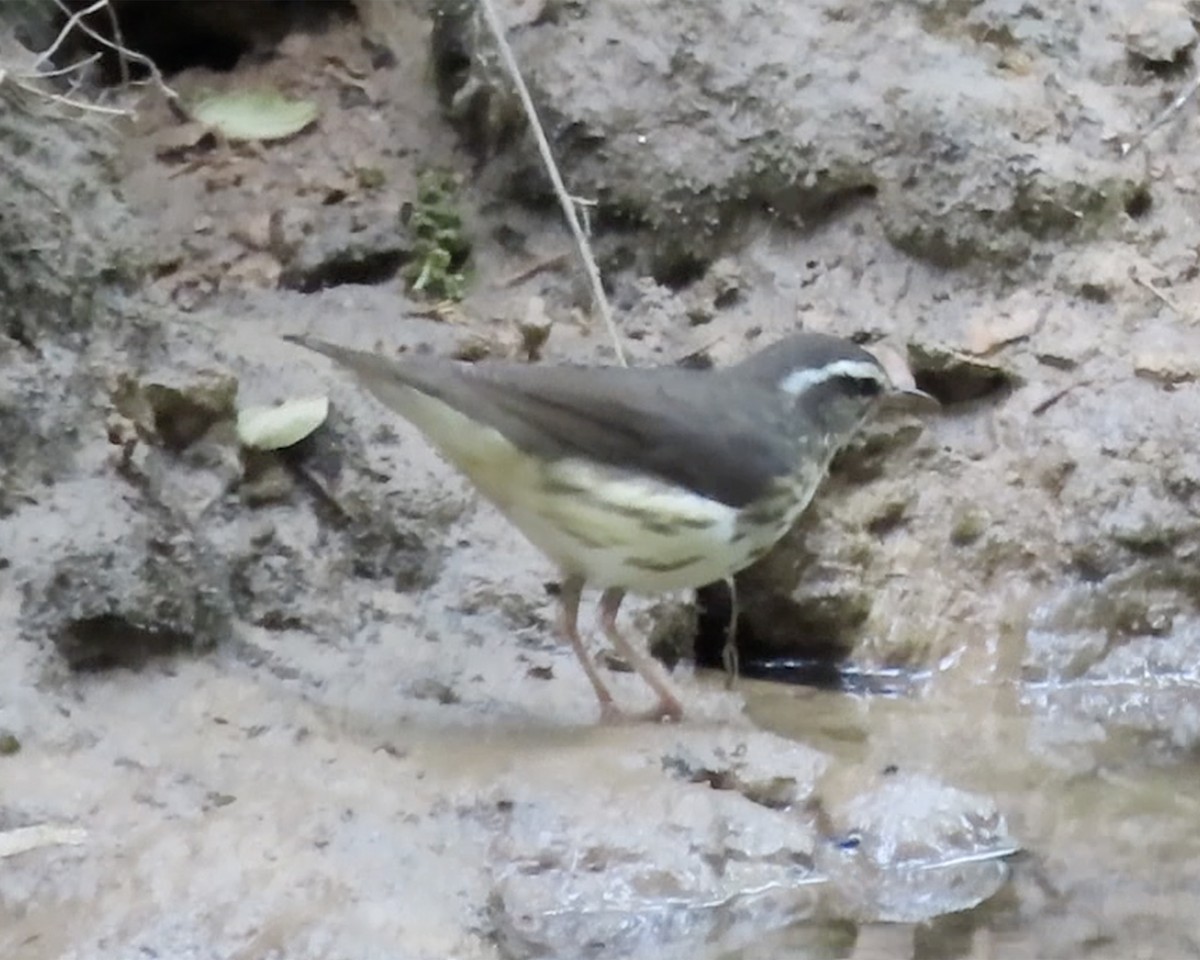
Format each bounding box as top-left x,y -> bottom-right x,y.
5,2 -> 1200,958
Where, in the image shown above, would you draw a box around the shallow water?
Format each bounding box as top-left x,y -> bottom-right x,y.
730,663 -> 1200,959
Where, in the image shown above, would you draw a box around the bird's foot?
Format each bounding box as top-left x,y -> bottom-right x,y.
640,696 -> 684,724
598,697 -> 684,725
598,701 -> 629,724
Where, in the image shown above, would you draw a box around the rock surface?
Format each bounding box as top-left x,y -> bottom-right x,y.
4,1 -> 1200,958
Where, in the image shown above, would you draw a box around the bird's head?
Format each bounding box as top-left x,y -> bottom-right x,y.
735,332 -> 922,439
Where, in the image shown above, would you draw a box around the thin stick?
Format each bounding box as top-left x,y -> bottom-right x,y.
101,0 -> 131,86
44,0 -> 179,104
30,0 -> 110,68
476,0 -> 626,366
1131,271 -> 1189,319
30,51 -> 102,81
9,80 -> 130,116
502,252 -> 570,288
1121,69 -> 1200,158
721,575 -> 740,689
1031,381 -> 1089,417
6,0 -> 176,118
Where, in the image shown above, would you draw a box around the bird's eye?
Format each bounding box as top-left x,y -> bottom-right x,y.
841,374 -> 883,397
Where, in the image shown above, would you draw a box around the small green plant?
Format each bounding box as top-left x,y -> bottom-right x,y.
403,169 -> 471,301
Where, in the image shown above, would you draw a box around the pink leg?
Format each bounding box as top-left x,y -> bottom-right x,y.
598,588 -> 685,723
558,577 -> 625,722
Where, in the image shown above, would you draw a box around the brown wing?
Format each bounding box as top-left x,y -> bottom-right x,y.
287,336 -> 796,508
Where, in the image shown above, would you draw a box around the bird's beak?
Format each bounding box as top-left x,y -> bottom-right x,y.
865,344 -> 938,413
882,384 -> 940,414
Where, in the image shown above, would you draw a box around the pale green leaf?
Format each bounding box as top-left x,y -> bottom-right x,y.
190,89 -> 319,142
237,396 -> 329,450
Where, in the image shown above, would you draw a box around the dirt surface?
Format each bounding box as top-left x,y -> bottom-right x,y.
5,1 -> 1200,958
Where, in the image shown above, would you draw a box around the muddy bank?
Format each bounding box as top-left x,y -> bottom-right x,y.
4,1 -> 1200,958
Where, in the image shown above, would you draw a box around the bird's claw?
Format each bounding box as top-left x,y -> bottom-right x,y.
597,698 -> 683,725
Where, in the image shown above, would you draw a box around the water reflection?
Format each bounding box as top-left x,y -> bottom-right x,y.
729,662 -> 1200,959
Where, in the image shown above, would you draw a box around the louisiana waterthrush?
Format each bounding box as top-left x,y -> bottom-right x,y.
286,331 -> 915,722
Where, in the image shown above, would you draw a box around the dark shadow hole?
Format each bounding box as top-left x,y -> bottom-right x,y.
1069,552 -> 1111,584
1125,186 -> 1152,219
738,659 -> 924,696
761,182 -> 878,228
652,251 -> 710,291
430,7 -> 473,105
59,614 -> 192,671
675,348 -> 715,371
693,579 -> 849,681
693,582 -> 922,696
911,367 -> 1016,407
1132,51 -> 1193,78
279,249 -> 406,293
56,0 -> 356,81
141,384 -> 230,452
797,183 -> 878,223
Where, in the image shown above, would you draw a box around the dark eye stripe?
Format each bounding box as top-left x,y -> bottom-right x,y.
837,374 -> 884,397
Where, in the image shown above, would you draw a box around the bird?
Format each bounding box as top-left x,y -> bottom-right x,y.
284,331 -> 917,723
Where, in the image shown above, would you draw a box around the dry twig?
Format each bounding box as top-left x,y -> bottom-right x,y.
1031,381 -> 1090,416
1130,269 -> 1191,320
502,252 -> 570,288
722,575 -> 740,689
2,0 -> 177,118
1120,69 -> 1200,158
477,0 -> 627,366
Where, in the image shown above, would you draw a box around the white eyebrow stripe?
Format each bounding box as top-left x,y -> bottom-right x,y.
779,359 -> 888,397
